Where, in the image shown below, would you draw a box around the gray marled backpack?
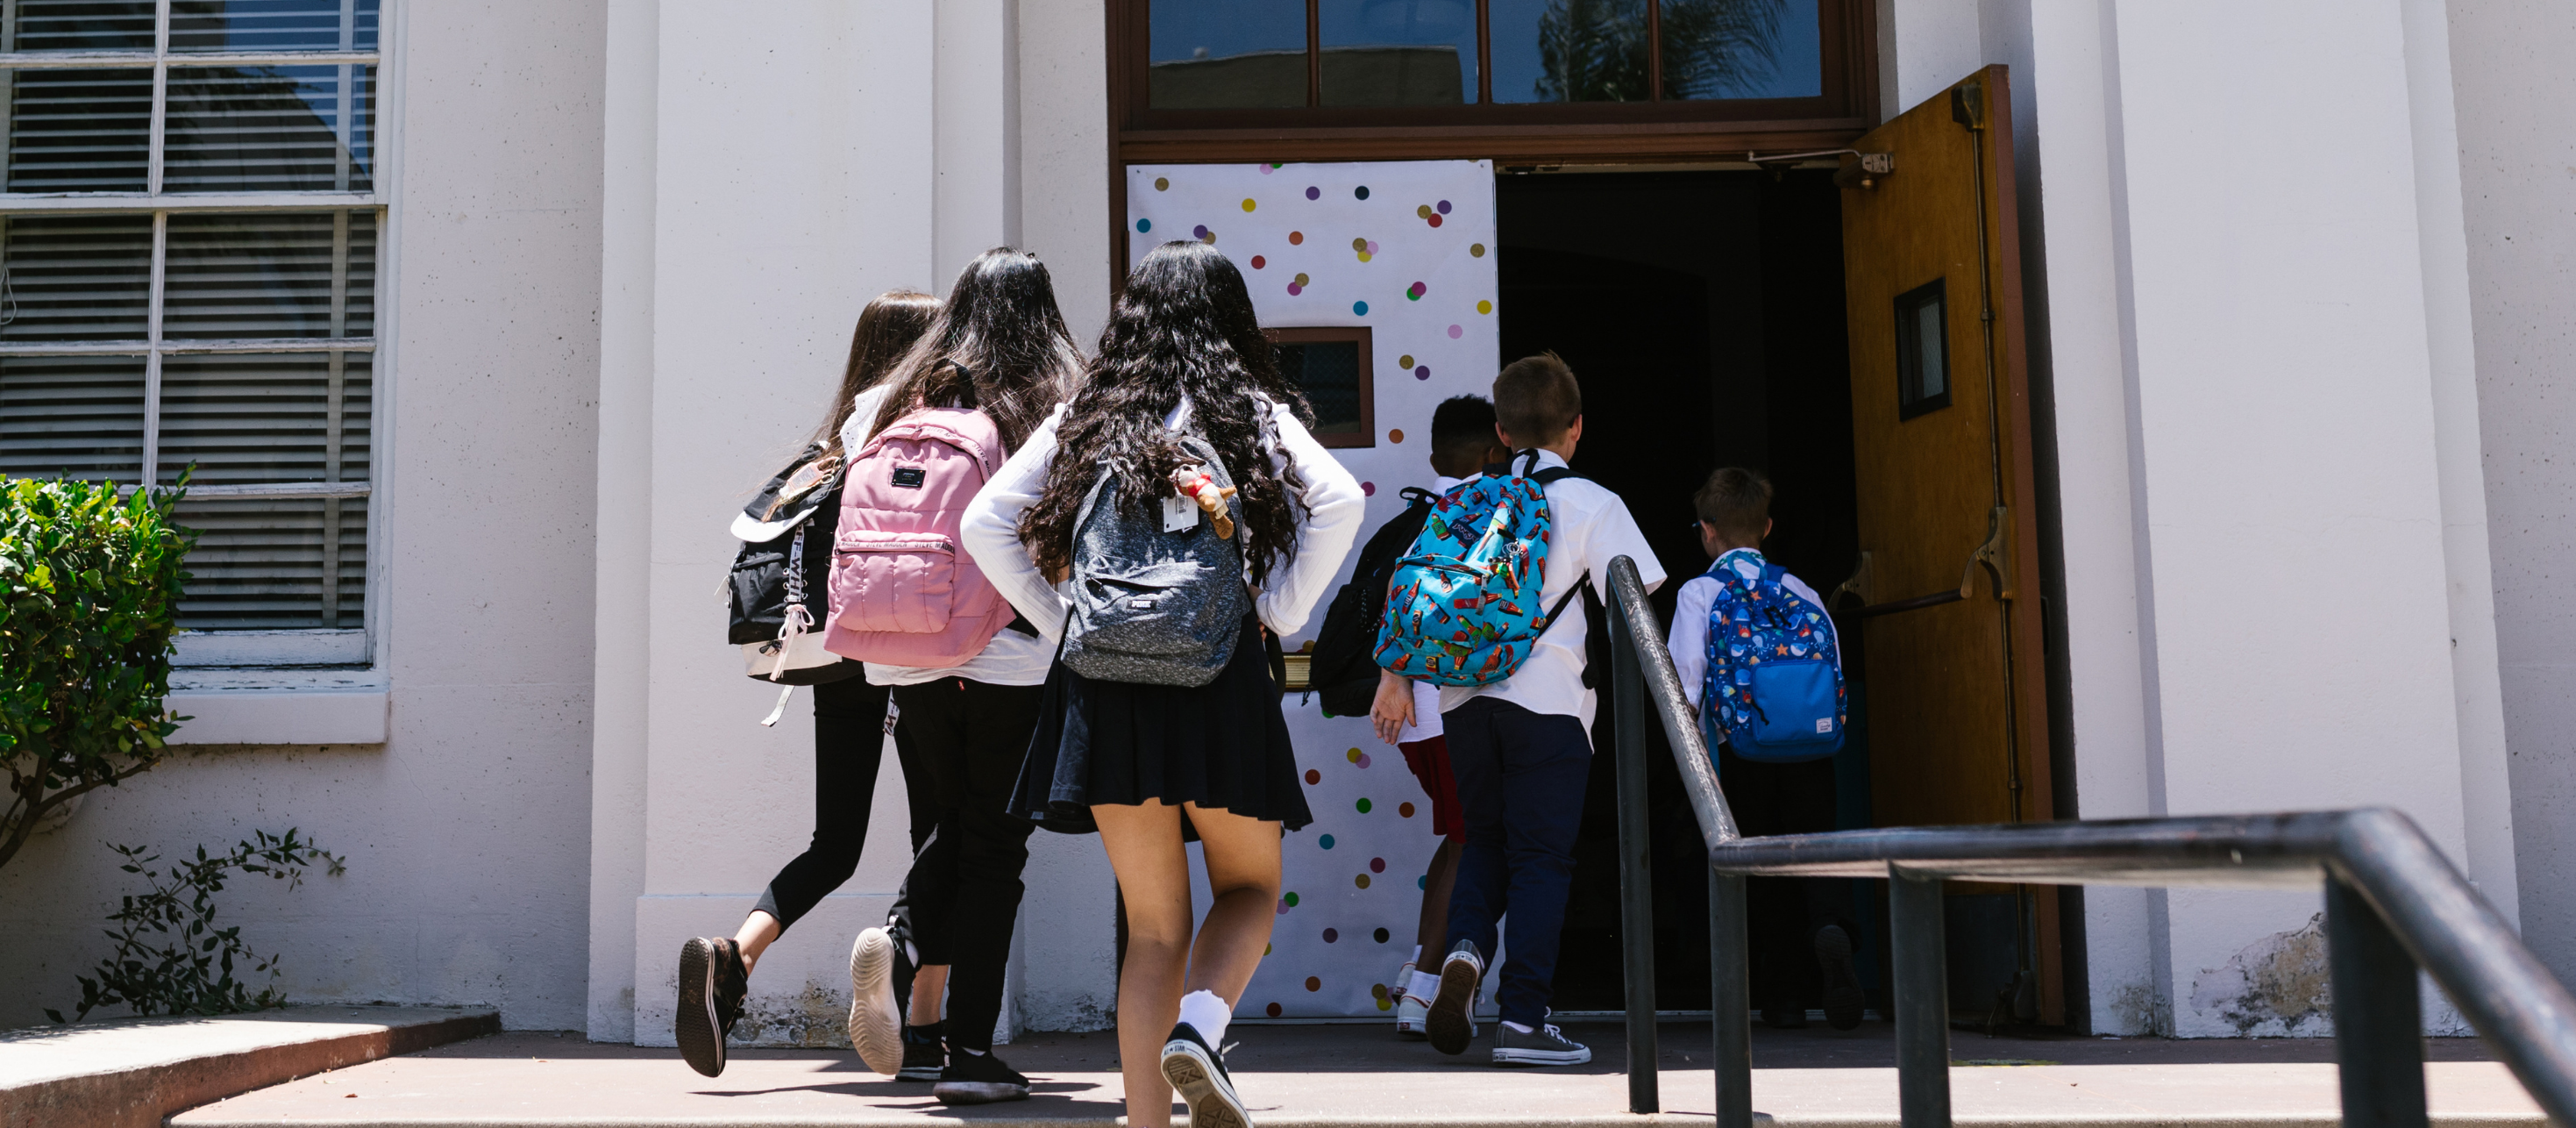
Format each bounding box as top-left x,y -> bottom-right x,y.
1059,433 -> 1249,687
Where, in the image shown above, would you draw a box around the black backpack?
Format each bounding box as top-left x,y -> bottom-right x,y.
727,444 -> 864,687
1308,487 -> 1440,717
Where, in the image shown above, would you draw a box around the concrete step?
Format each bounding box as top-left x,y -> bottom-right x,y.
0,1004 -> 497,1128
169,1024 -> 2547,1128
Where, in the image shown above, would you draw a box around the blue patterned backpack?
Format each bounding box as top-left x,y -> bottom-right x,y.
1702,548 -> 1847,762
1373,453 -> 1590,686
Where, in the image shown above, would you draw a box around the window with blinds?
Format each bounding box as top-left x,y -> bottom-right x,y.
0,0 -> 381,667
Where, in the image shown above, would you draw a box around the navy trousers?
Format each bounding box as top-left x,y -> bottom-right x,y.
1441,696 -> 1592,1027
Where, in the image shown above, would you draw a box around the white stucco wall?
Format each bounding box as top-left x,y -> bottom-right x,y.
0,0 -> 609,1032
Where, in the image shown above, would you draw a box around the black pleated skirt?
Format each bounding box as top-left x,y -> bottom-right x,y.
1010,613 -> 1313,835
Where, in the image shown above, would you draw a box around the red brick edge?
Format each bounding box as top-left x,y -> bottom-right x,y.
0,1010 -> 501,1128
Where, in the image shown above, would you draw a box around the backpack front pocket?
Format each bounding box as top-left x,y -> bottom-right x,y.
1747,660 -> 1841,750
829,531 -> 957,635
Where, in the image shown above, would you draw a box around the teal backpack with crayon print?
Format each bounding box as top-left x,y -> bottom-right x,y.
1372,452 -> 1590,687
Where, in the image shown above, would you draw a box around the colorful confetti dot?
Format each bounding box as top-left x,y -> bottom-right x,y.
1374,927 -> 1392,943
1438,200 -> 1453,214
1284,891 -> 1300,907
1351,237 -> 1368,252
1398,353 -> 1414,368
1192,225 -> 1209,239
1417,204 -> 1434,218
1290,230 -> 1306,245
1155,177 -> 1170,191
1306,976 -> 1322,991
1356,753 -> 1372,768
1477,300 -> 1493,314
1293,272 -> 1310,285
1370,857 -> 1387,873
1427,213 -> 1442,227
1347,747 -> 1363,763
1415,366 -> 1430,380
1356,874 -> 1372,889
1250,255 -> 1266,269
1266,943 -> 1273,955
1355,186 -> 1370,199
1360,481 -> 1375,496
1448,325 -> 1462,339
1242,198 -> 1257,212
1388,428 -> 1404,444
1372,983 -> 1389,999
1419,875 -> 1428,889
1470,243 -> 1486,257
1306,186 -> 1320,200
1323,928 -> 1339,943
1320,833 -> 1335,849
1267,1002 -> 1284,1017
1136,218 -> 1151,232
1354,301 -> 1370,315
1407,281 -> 1427,300
1286,283 -> 1303,296
1259,163 -> 1276,174
1366,240 -> 1380,253
1356,797 -> 1373,813
1276,900 -> 1290,915
1357,252 -> 1372,262
1377,995 -> 1394,1011
1306,768 -> 1321,784
1399,802 -> 1417,817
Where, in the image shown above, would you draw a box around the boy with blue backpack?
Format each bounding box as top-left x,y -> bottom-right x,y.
1667,467 -> 1865,1031
1370,353 -> 1663,1066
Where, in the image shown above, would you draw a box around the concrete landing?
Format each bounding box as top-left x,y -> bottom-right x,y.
0,1004 -> 498,1128
173,1022 -> 2546,1128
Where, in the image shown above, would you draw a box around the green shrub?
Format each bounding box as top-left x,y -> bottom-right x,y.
47,829 -> 345,1023
0,476 -> 194,873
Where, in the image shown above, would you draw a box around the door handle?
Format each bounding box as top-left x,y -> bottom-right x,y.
1847,507 -> 2010,619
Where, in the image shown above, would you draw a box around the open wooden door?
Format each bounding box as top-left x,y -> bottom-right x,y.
1837,66 -> 2059,1024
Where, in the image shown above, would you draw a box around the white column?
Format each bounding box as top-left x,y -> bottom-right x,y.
936,0 -> 1020,282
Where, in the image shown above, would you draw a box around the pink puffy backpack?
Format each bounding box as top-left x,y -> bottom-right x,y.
822,405 -> 1015,668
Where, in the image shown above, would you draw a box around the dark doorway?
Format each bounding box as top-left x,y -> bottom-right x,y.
1494,168 -> 1870,1017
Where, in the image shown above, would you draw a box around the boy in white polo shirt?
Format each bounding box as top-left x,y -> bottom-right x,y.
1377,353 -> 1663,1067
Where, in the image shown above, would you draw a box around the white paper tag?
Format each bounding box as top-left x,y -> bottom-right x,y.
1163,495 -> 1199,532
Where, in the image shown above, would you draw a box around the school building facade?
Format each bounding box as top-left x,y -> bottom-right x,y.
1,0 -> 2572,1045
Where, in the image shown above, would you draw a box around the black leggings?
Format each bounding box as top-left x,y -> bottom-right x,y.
886,677 -> 1044,1052
753,675 -> 933,930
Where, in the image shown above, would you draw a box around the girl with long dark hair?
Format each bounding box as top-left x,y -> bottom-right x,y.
842,248 -> 1087,1104
961,241 -> 1364,1128
678,289 -> 941,1079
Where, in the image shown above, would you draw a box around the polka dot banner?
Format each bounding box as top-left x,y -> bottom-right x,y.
1128,160 -> 1500,1021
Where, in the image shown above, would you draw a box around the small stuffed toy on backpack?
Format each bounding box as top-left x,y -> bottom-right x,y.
1701,548 -> 1847,762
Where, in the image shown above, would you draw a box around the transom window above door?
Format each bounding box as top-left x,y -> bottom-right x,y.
0,0 -> 384,668
1116,0 -> 1875,161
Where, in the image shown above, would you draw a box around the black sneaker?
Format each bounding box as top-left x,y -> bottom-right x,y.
1492,1017 -> 1591,1067
1427,939 -> 1484,1056
931,1045 -> 1030,1104
1159,1022 -> 1249,1128
899,1021 -> 946,1082
848,925 -> 909,1075
677,937 -> 747,1078
1816,924 -> 1866,1031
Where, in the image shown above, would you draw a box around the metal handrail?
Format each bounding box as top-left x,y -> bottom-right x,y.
1601,554 -> 2576,1128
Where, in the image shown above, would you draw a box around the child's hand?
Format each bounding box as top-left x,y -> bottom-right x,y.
1370,668 -> 1416,746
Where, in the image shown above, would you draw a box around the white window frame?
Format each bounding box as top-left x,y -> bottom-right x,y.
0,0 -> 392,670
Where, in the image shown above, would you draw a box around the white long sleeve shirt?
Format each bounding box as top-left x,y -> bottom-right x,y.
959,395 -> 1367,642
1667,549 -> 1833,710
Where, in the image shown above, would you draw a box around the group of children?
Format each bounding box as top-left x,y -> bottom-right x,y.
681,239 -> 1854,1128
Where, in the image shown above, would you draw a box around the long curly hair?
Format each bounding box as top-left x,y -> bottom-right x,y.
812,289 -> 940,460
1018,240 -> 1313,586
868,248 -> 1085,453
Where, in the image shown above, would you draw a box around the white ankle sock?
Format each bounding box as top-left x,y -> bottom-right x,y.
1178,989 -> 1232,1046
1406,969 -> 1441,1001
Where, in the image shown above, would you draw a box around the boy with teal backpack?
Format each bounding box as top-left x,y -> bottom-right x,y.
1370,353 -> 1663,1066
1667,468 -> 1865,1031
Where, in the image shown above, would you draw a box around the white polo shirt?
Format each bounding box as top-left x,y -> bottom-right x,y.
1437,450 -> 1665,732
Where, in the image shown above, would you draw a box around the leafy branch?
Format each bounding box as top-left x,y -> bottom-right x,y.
46,829 -> 345,1024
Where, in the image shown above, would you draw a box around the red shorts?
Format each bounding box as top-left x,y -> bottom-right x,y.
1397,735 -> 1465,843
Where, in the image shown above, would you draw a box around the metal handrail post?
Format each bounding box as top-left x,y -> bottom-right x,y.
1711,867 -> 1754,1128
1890,866 -> 1952,1128
1611,575 -> 1660,1113
2327,872 -> 2428,1128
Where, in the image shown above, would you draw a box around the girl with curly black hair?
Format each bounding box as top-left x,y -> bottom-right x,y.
960,240 -> 1364,1128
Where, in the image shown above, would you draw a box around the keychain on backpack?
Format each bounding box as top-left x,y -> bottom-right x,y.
1168,463 -> 1238,539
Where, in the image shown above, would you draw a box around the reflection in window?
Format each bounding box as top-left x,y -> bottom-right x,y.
1662,0 -> 1818,100
1320,0 -> 1475,107
7,0 -> 156,50
1278,340 -> 1365,436
1487,0 -> 1814,104
165,64 -> 375,191
1149,0 -> 1308,109
172,0 -> 381,52
1489,0 -> 1649,103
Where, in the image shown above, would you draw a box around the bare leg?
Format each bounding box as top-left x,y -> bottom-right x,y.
1179,802 -> 1284,1002
908,965 -> 950,1026
733,911 -> 784,974
1413,839 -> 1462,956
1094,802 -> 1194,1128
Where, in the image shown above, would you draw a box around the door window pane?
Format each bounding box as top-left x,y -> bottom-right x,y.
1489,0 -> 1652,104
1,213 -> 153,340
156,352 -> 369,487
171,494 -> 366,628
1149,0 -> 1308,109
172,0 -> 381,52
1277,341 -> 1363,436
166,64 -> 374,192
0,354 -> 146,483
164,210 -> 376,339
1895,278 -> 1949,419
4,68 -> 153,191
1660,0 -> 1820,100
1320,0 -> 1474,107
9,1 -> 156,50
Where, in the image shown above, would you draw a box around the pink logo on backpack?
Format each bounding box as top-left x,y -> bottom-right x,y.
822,406 -> 1015,668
